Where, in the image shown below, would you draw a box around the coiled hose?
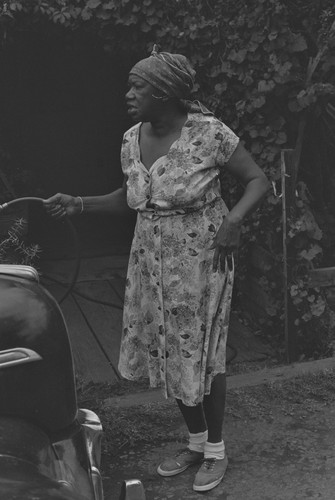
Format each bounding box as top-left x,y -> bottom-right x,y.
0,197 -> 81,303
0,197 -> 237,362
0,197 -> 124,308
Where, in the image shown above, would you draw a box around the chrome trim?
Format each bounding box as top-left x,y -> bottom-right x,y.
91,466 -> 104,500
78,409 -> 104,500
57,480 -> 73,488
120,479 -> 146,500
0,348 -> 42,368
0,264 -> 39,282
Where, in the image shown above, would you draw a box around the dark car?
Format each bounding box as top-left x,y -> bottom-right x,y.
0,264 -> 145,500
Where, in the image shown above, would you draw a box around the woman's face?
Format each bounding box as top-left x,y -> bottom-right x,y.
125,75 -> 164,122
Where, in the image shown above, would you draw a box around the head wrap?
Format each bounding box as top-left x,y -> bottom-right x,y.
129,45 -> 196,100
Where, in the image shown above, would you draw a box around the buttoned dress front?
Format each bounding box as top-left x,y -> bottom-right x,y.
118,112 -> 239,406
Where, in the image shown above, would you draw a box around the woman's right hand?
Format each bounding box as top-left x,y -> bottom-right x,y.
43,193 -> 82,219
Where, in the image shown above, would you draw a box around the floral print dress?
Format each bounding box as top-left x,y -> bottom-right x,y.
118,112 -> 239,406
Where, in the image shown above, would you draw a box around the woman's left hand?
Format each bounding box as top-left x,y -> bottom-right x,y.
210,215 -> 242,272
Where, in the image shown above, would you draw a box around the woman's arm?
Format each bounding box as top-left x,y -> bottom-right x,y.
224,142 -> 270,223
80,176 -> 131,215
44,176 -> 132,218
211,142 -> 270,271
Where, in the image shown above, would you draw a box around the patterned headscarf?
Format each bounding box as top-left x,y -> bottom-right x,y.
129,46 -> 196,100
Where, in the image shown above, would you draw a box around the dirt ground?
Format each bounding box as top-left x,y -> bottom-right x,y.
80,365 -> 335,500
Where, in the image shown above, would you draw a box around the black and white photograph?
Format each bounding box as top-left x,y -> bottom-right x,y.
0,1 -> 335,499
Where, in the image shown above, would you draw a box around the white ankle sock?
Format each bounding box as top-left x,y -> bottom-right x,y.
187,430 -> 208,453
204,440 -> 225,460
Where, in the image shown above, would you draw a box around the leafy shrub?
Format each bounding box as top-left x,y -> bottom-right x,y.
0,218 -> 40,266
1,0 -> 335,357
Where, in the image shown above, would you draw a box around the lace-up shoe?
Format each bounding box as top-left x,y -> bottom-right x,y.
193,455 -> 228,491
157,448 -> 204,477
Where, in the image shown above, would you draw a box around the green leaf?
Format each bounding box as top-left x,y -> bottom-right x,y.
97,10 -> 112,20
229,49 -> 247,64
81,8 -> 92,20
268,31 -> 278,41
214,82 -> 227,95
104,1 -> 116,9
310,298 -> 326,317
251,95 -> 266,109
275,131 -> 287,145
86,0 -> 101,9
299,245 -> 322,261
258,80 -> 275,93
288,33 -> 307,52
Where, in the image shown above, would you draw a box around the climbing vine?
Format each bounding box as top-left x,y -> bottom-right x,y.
1,0 -> 335,357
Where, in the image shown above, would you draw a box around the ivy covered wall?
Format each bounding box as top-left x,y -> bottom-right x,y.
1,0 -> 334,192
1,1 -> 334,207
1,0 -> 335,357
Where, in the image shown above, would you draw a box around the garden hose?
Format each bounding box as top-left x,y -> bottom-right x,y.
0,196 -> 123,309
0,197 -> 238,363
0,196 -> 80,304
43,273 -> 123,310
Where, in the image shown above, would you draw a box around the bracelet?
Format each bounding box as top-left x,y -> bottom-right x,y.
77,196 -> 84,214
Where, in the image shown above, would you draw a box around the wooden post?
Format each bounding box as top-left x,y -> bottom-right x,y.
281,149 -> 297,363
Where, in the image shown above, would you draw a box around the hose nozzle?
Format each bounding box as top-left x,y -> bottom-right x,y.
0,203 -> 8,211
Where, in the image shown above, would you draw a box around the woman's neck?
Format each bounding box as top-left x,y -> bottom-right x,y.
148,108 -> 188,138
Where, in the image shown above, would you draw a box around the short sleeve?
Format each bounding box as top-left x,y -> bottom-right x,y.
215,120 -> 239,168
120,125 -> 138,176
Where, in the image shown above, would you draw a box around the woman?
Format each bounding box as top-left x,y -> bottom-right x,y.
45,47 -> 269,492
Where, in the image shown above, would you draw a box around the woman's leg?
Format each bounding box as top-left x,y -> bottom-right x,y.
175,399 -> 207,433
175,372 -> 226,439
192,374 -> 227,491
203,373 -> 226,443
157,399 -> 207,476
